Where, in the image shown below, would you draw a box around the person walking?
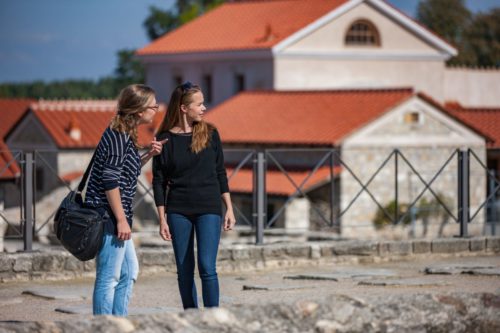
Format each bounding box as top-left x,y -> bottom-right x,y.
85,84 -> 165,316
152,81 -> 236,309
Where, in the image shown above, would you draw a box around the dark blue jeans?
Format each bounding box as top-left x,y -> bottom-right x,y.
167,213 -> 222,309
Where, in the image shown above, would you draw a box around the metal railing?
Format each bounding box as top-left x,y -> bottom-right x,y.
1,147 -> 499,250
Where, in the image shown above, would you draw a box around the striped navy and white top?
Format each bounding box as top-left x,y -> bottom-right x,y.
85,127 -> 141,233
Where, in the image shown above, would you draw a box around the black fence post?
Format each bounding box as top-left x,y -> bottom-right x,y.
23,152 -> 34,251
255,152 -> 266,245
457,149 -> 469,237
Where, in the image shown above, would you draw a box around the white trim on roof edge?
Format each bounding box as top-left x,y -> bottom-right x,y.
137,49 -> 273,63
272,0 -> 457,57
276,50 -> 448,61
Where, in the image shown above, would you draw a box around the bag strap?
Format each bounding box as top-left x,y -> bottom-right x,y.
77,150 -> 97,193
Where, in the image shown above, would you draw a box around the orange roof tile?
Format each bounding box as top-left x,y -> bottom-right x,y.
30,101 -> 166,148
445,102 -> 500,149
228,166 -> 341,195
0,98 -> 34,139
0,98 -> 33,180
204,89 -> 413,145
144,165 -> 340,196
137,0 -> 348,55
0,140 -> 21,180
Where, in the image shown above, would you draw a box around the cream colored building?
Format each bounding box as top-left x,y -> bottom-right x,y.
138,0 -> 500,107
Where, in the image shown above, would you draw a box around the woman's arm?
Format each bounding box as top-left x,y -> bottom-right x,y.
156,205 -> 171,241
221,192 -> 236,231
105,188 -> 131,241
101,130 -> 130,240
141,137 -> 167,167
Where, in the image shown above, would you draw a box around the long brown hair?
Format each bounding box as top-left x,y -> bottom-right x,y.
157,82 -> 214,153
110,84 -> 156,148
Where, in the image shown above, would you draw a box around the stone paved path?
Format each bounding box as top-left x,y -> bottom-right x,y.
0,255 -> 499,322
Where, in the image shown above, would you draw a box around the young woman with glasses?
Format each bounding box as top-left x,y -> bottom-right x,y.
85,84 -> 165,316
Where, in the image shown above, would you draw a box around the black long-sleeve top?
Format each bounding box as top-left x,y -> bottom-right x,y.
152,129 -> 229,216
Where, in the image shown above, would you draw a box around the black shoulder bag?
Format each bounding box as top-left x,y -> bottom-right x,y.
54,152 -> 106,261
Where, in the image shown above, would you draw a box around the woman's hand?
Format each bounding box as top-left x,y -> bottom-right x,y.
150,136 -> 168,156
159,218 -> 172,241
223,209 -> 236,231
117,219 -> 131,241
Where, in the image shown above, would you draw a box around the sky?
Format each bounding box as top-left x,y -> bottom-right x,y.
0,0 -> 498,84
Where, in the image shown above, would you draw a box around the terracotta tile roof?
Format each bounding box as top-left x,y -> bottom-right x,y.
0,140 -> 21,180
0,98 -> 34,139
445,102 -> 500,149
30,100 -> 166,148
144,165 -> 340,196
204,88 -> 413,145
0,98 -> 33,180
137,0 -> 348,55
228,166 -> 341,196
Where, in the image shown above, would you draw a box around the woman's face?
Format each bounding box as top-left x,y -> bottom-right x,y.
182,91 -> 206,123
138,96 -> 158,125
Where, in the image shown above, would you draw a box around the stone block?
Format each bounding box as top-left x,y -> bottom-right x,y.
469,237 -> 486,252
379,241 -> 412,256
83,260 -> 95,271
231,247 -> 251,260
431,238 -> 469,254
0,256 -> 14,272
486,236 -> 500,252
285,244 -> 310,258
32,254 -> 64,272
247,247 -> 264,261
412,240 -> 431,254
319,243 -> 336,257
262,244 -> 287,259
140,250 -> 168,266
331,241 -> 378,256
217,248 -> 231,261
310,244 -> 321,259
13,256 -> 32,272
64,257 -> 84,271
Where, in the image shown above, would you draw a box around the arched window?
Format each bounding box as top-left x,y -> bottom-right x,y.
345,20 -> 380,46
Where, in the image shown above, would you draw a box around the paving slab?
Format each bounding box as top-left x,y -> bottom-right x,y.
284,268 -> 398,281
423,264 -> 497,275
22,288 -> 88,301
242,284 -> 311,291
357,278 -> 450,287
0,297 -> 23,306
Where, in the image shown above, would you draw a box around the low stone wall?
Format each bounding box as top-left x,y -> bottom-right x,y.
1,236 -> 499,282
0,292 -> 499,332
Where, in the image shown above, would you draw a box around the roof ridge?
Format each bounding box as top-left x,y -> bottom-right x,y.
32,99 -> 117,112
241,87 -> 414,94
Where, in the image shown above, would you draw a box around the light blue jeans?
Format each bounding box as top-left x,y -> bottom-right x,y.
92,233 -> 139,316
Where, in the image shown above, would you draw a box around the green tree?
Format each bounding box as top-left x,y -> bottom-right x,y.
114,49 -> 145,84
143,0 -> 224,40
417,0 -> 472,65
463,9 -> 500,67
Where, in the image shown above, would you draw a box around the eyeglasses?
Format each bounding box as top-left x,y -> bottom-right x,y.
147,104 -> 160,111
181,81 -> 193,92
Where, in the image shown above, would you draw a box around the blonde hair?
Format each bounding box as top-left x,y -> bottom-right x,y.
158,82 -> 214,153
110,84 -> 156,148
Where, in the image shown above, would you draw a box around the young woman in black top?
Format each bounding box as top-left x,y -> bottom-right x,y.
152,82 -> 236,309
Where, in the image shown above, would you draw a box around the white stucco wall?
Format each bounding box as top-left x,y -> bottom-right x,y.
285,2 -> 440,53
145,57 -> 274,106
274,59 -> 445,100
444,67 -> 500,107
